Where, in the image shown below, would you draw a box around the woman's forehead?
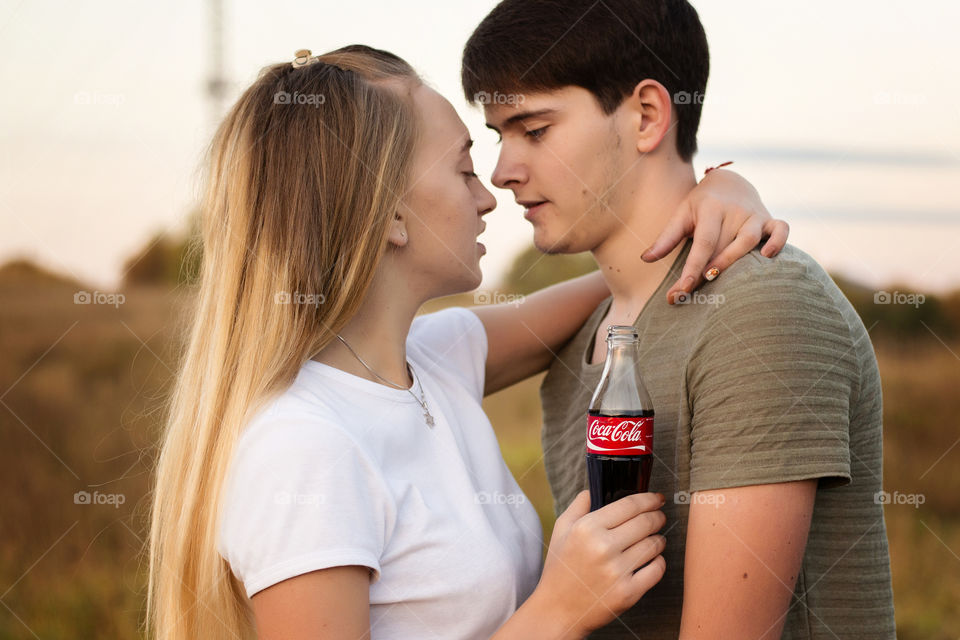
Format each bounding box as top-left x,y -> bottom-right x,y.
412,84 -> 470,155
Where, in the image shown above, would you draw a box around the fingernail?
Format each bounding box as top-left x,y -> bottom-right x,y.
704,266 -> 720,281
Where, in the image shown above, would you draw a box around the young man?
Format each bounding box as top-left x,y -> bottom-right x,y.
462,1 -> 896,638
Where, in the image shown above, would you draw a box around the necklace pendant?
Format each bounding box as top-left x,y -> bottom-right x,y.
334,335 -> 436,428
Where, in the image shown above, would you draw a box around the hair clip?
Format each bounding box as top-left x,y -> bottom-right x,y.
291,49 -> 319,69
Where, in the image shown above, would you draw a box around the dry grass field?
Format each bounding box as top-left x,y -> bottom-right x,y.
0,260 -> 957,638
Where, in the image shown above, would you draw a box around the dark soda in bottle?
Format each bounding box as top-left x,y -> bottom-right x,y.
586,325 -> 654,511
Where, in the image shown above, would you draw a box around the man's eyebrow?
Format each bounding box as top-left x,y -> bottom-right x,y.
485,109 -> 557,133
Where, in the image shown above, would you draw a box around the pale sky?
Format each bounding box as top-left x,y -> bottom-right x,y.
1,0 -> 958,292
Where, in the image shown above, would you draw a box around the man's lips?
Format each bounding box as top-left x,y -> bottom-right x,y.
518,200 -> 548,221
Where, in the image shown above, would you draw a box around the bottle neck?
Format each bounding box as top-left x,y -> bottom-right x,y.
589,326 -> 652,413
600,325 -> 641,382
599,344 -> 637,391
605,338 -> 639,362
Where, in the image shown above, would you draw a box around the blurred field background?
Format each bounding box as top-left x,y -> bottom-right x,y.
0,234 -> 958,639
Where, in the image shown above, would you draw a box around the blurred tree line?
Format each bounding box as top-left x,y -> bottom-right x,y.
501,244 -> 960,341
121,210 -> 202,288
114,225 -> 959,341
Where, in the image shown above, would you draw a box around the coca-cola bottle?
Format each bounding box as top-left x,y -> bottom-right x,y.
586,325 -> 654,512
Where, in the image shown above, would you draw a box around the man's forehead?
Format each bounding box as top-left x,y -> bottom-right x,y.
482,87 -> 587,129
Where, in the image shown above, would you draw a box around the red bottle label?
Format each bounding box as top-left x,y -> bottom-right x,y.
586,416 -> 654,456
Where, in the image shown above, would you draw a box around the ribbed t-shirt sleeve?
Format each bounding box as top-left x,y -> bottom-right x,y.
686,266 -> 855,493
217,414 -> 394,598
409,307 -> 488,400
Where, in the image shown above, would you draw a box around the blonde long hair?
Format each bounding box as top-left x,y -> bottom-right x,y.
146,45 -> 420,639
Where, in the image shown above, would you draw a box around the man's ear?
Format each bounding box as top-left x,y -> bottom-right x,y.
624,79 -> 674,155
387,213 -> 408,248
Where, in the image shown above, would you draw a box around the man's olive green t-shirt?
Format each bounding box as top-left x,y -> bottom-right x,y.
540,241 -> 895,639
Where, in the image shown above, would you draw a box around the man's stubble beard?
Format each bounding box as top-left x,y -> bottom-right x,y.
538,132 -> 625,256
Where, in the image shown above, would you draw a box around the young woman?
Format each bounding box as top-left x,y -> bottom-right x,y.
146,45 -> 788,640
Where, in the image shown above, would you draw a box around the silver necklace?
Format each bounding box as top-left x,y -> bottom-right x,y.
335,334 -> 435,427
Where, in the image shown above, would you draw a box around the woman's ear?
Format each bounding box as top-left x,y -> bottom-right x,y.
624,79 -> 673,154
387,213 -> 408,248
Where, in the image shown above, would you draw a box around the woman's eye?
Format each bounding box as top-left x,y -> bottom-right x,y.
525,126 -> 548,140
463,171 -> 479,180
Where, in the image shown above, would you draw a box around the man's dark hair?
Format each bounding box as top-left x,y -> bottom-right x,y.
462,0 -> 709,162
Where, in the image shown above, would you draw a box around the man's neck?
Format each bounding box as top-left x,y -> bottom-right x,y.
592,161 -> 697,318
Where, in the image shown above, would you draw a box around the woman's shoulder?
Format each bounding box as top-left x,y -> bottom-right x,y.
235,388 -> 364,462
218,388 -> 397,597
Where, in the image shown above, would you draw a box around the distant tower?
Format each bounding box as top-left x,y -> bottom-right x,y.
205,0 -> 228,127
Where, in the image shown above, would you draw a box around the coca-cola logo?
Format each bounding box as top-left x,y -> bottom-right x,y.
589,419 -> 646,443
587,416 -> 653,455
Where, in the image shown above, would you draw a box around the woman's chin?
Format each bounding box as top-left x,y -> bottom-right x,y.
429,267 -> 483,300
463,268 -> 483,293
461,265 -> 484,295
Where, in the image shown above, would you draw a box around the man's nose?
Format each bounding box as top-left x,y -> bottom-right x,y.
491,148 -> 525,190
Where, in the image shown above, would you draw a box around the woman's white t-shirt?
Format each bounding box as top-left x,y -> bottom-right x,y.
217,307 -> 544,639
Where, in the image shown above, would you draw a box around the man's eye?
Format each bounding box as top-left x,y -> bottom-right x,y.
525,126 -> 548,140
